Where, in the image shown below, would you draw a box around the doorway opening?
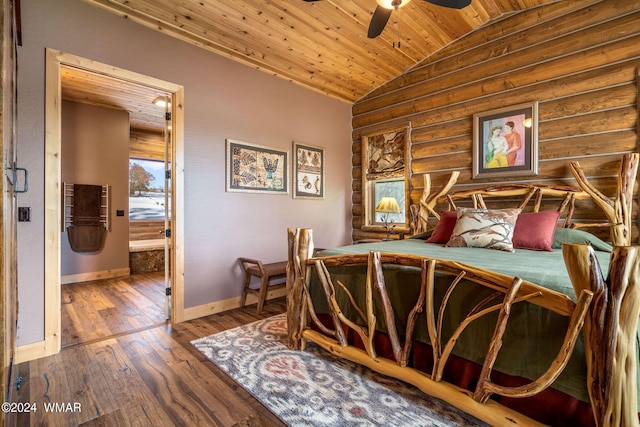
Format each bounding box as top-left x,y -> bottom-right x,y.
36,49 -> 185,359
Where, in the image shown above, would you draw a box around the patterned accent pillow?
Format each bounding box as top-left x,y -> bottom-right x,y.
445,208 -> 521,252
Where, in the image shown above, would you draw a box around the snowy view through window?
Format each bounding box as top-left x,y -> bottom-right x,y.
129,159 -> 169,220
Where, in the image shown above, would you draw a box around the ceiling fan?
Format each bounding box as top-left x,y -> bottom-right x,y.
304,0 -> 472,39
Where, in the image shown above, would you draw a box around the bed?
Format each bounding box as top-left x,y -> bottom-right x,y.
286,154 -> 640,427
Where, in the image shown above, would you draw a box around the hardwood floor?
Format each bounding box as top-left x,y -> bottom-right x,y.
61,272 -> 167,348
15,272 -> 287,426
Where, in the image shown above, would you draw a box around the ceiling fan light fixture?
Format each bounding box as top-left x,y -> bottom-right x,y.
376,0 -> 410,10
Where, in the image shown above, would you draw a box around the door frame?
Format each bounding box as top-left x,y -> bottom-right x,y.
2,0 -> 19,413
22,49 -> 185,361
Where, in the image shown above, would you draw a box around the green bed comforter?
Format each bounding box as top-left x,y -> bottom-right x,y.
310,238 -> 638,404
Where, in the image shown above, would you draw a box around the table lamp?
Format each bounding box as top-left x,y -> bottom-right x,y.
375,196 -> 401,240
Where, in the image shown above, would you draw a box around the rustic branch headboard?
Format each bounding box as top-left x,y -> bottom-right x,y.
413,153 -> 639,246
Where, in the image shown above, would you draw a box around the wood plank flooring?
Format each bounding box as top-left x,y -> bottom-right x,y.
15,272 -> 287,426
61,273 -> 167,348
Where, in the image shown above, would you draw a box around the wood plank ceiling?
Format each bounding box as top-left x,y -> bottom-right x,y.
67,0 -> 555,132
61,67 -> 169,133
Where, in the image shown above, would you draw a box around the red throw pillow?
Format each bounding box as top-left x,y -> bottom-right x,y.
426,210 -> 457,243
512,211 -> 561,251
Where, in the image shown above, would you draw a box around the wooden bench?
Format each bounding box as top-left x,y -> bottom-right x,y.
239,258 -> 287,314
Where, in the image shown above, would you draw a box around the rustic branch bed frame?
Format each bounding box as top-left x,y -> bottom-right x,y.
286,154 -> 640,426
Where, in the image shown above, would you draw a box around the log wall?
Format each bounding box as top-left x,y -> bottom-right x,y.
351,0 -> 640,243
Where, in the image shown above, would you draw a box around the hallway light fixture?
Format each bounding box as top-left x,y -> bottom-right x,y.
153,96 -> 171,108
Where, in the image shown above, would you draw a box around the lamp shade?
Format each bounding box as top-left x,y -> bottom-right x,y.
376,0 -> 411,9
375,196 -> 401,213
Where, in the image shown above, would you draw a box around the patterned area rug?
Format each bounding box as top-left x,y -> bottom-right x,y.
191,314 -> 488,427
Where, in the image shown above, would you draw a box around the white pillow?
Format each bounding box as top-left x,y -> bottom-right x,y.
445,208 -> 521,252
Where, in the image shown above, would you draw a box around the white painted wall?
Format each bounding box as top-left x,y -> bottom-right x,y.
16,0 -> 352,345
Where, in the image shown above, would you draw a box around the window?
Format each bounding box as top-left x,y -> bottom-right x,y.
373,178 -> 405,225
361,127 -> 410,231
129,158 -> 169,220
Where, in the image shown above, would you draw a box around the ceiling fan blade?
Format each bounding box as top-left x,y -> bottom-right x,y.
368,6 -> 393,38
425,0 -> 472,9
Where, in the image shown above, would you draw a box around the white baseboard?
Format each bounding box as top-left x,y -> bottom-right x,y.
61,267 -> 130,285
15,334 -> 60,364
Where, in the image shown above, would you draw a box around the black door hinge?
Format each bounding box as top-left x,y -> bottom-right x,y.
165,287 -> 171,296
